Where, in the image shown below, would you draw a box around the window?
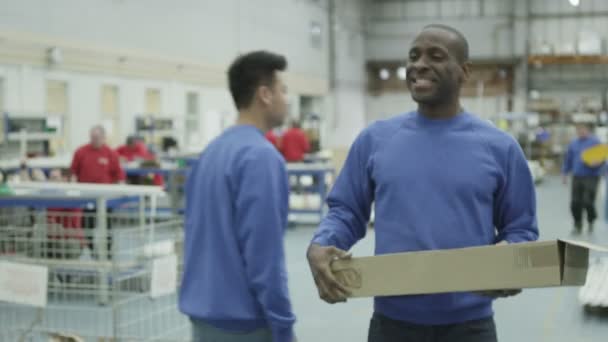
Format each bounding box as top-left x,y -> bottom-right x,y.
46,80 -> 68,115
0,78 -> 4,144
145,88 -> 162,114
101,84 -> 120,145
185,91 -> 201,145
0,77 -> 5,112
46,80 -> 68,148
186,91 -> 199,116
101,85 -> 119,115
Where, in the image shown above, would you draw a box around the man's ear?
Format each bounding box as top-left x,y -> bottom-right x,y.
460,62 -> 472,84
257,85 -> 273,106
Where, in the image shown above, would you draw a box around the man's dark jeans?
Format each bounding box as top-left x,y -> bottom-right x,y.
368,312 -> 497,342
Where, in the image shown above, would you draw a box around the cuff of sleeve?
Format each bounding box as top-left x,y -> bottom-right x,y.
311,235 -> 334,247
500,234 -> 536,244
271,325 -> 294,342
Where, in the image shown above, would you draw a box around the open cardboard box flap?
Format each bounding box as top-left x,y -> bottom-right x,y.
331,239 -> 608,298
558,239 -> 608,252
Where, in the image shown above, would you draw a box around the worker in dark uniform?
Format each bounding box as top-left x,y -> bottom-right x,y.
562,122 -> 603,233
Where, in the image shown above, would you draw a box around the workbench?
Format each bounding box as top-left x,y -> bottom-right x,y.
0,156 -> 185,214
2,158 -> 336,222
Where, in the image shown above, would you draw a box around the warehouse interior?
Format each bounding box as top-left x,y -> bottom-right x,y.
1,0 -> 608,341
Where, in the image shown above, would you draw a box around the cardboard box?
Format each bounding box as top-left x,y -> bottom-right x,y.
331,239 -> 608,298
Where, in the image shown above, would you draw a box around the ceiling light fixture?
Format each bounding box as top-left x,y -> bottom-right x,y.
397,67 -> 407,80
379,68 -> 390,80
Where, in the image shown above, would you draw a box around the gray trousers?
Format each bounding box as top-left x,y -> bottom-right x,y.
191,320 -> 272,342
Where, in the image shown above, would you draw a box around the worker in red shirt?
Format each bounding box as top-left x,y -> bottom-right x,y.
116,135 -> 163,185
71,125 -> 126,184
281,120 -> 310,162
116,136 -> 151,162
265,129 -> 281,150
70,125 -> 125,259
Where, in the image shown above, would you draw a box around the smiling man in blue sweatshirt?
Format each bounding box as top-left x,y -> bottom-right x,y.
179,51 -> 295,342
561,123 -> 603,233
307,25 -> 538,342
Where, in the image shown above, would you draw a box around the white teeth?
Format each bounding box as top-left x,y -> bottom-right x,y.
415,79 -> 433,87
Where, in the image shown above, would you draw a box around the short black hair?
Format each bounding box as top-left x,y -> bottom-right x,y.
228,51 -> 287,110
423,24 -> 469,62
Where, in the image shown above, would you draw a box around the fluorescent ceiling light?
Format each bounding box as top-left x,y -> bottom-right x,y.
397,67 -> 407,80
379,68 -> 390,80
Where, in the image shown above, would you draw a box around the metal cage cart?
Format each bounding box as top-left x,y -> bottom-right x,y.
0,183 -> 188,342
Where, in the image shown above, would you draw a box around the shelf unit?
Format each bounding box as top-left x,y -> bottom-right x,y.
1,112 -> 64,157
528,54 -> 608,66
134,114 -> 178,152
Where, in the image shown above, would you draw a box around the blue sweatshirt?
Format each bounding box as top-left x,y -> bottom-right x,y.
562,136 -> 602,177
179,125 -> 295,342
312,111 -> 539,325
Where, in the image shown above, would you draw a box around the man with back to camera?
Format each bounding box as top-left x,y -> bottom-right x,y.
562,122 -> 603,234
307,25 -> 538,342
179,51 -> 296,342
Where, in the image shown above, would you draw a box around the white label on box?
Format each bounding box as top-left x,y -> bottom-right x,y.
143,240 -> 175,258
0,261 -> 48,307
150,254 -> 177,298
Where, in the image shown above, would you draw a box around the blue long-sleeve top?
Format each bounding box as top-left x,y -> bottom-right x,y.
312,111 -> 539,325
179,125 -> 295,342
561,136 -> 603,177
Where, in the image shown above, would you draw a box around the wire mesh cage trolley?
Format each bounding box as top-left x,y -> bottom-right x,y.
0,205 -> 189,341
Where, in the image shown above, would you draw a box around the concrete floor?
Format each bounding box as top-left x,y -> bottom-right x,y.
286,176 -> 608,342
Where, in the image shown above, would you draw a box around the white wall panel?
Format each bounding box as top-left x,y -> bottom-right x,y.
0,0 -> 328,77
440,0 -> 480,18
0,0 -> 338,153
327,87 -> 366,147
375,1 -> 403,20
484,0 -> 512,16
404,1 -> 437,18
0,63 -> 230,153
315,0 -> 368,149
